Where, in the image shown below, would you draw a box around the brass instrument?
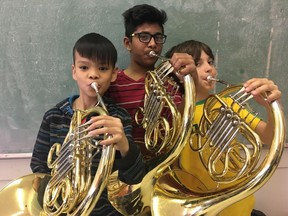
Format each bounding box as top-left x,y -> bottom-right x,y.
0,82 -> 115,215
151,79 -> 286,215
107,51 -> 196,215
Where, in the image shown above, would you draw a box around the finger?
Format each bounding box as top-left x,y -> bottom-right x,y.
250,82 -> 278,96
266,90 -> 281,102
87,117 -> 121,130
99,135 -> 119,146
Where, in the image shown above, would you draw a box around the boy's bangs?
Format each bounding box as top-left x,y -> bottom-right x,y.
77,43 -> 114,66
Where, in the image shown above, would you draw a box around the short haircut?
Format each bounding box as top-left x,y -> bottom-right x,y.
165,40 -> 215,63
122,4 -> 167,37
73,33 -> 117,67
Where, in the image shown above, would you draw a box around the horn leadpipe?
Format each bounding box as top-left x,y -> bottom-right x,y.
76,82 -> 108,130
149,50 -> 184,80
91,82 -> 109,113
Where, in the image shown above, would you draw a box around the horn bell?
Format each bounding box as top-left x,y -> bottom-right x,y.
151,84 -> 286,216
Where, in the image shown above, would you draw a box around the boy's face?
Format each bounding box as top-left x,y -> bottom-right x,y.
194,50 -> 217,94
72,51 -> 117,98
124,22 -> 164,69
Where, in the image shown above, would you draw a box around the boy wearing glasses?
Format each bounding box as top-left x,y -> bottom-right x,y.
106,4 -> 196,159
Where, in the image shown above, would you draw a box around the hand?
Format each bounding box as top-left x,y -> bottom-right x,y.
170,53 -> 196,79
86,115 -> 129,157
243,78 -> 281,103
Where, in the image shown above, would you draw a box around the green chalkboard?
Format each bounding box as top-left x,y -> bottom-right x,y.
0,0 -> 287,153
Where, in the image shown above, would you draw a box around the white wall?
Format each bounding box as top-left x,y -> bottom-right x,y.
254,149 -> 288,216
0,153 -> 32,189
1,150 -> 288,215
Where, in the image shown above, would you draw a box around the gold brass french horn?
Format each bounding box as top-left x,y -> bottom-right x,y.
151,78 -> 286,215
0,82 -> 115,216
107,51 -> 196,215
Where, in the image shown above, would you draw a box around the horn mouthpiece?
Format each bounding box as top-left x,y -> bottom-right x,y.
207,76 -> 218,82
207,76 -> 231,87
91,82 -> 98,92
149,51 -> 169,61
149,51 -> 157,57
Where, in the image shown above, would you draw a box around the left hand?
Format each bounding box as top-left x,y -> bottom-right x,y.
243,78 -> 281,104
170,53 -> 196,79
86,115 -> 129,156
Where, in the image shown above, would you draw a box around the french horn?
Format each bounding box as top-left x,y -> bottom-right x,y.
151,77 -> 286,216
0,82 -> 115,216
107,51 -> 196,215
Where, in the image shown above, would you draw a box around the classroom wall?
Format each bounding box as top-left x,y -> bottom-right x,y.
0,0 -> 287,154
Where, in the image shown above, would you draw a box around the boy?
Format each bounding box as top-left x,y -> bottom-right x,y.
165,39 -> 282,216
30,32 -> 145,215
106,4 -> 196,159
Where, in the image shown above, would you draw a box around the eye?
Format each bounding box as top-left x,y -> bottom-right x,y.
99,66 -> 109,71
155,36 -> 162,42
208,60 -> 215,66
196,61 -> 202,67
139,33 -> 150,41
79,65 -> 88,70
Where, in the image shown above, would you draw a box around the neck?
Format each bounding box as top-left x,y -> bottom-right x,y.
73,96 -> 98,110
196,92 -> 210,103
124,62 -> 154,80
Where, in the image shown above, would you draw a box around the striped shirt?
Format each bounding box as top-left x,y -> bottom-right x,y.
30,95 -> 145,216
106,70 -> 147,155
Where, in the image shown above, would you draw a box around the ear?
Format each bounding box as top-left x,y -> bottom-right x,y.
123,36 -> 132,51
111,67 -> 118,82
71,64 -> 77,80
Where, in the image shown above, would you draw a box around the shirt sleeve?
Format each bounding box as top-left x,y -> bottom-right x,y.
30,114 -> 52,174
115,142 -> 145,184
224,97 -> 261,130
112,105 -> 145,185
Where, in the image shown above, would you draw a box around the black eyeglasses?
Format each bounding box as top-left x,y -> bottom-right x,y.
130,32 -> 167,44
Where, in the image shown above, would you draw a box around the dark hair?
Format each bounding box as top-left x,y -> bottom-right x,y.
165,40 -> 214,64
122,4 -> 167,37
73,33 -> 117,67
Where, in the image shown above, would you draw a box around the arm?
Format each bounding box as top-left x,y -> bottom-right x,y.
30,115 -> 53,174
243,78 -> 282,145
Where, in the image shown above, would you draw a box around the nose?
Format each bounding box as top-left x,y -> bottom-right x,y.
147,37 -> 157,48
203,61 -> 213,73
89,69 -> 100,80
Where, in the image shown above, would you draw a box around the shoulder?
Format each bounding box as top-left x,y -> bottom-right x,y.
111,69 -> 126,83
43,96 -> 75,120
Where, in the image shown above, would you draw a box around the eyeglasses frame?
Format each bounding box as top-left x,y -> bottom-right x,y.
130,32 -> 167,44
